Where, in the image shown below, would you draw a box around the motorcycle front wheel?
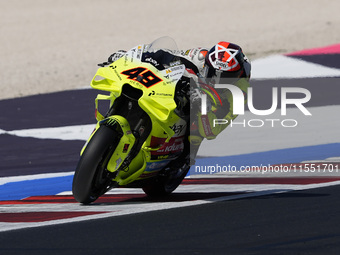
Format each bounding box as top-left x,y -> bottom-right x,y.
72,125 -> 120,204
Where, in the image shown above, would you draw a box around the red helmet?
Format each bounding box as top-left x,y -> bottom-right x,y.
204,41 -> 246,84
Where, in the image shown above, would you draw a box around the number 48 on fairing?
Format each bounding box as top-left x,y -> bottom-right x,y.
121,67 -> 162,88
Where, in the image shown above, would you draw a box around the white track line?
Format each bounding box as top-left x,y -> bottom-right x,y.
1,180 -> 340,233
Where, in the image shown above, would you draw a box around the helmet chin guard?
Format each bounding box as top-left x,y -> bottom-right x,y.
204,42 -> 245,86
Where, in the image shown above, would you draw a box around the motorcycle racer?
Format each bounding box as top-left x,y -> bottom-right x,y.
103,40 -> 251,167
73,37 -> 252,203
177,42 -> 251,145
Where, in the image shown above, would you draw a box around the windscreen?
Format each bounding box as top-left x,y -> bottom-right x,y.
142,36 -> 182,71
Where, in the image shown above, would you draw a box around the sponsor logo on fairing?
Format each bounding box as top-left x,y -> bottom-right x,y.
145,57 -> 159,67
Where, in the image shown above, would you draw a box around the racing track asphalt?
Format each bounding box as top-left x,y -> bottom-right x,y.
1,53 -> 340,254
1,77 -> 339,177
0,184 -> 339,255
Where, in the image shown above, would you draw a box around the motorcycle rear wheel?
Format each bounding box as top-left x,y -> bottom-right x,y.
142,165 -> 190,197
72,125 -> 120,204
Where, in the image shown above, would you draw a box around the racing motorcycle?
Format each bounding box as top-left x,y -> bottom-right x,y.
72,37 -> 194,204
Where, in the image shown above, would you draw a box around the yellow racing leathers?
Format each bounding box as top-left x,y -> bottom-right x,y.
188,77 -> 250,146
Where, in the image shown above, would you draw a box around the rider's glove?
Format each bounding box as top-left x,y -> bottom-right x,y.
108,50 -> 127,63
190,88 -> 212,113
190,88 -> 202,108
98,50 -> 127,67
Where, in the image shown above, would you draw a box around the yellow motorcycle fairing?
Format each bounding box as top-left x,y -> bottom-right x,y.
86,47 -> 185,186
91,53 -> 185,142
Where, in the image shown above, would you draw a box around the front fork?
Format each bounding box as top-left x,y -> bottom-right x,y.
100,115 -> 136,173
